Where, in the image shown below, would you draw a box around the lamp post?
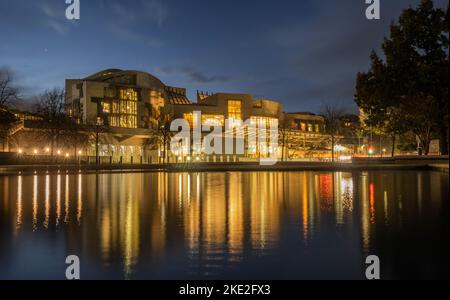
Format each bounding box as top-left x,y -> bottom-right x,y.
95,117 -> 103,165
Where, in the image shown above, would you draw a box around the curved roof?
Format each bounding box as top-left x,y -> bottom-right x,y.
84,69 -> 166,89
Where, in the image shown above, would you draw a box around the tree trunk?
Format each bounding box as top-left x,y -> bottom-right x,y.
51,137 -> 54,157
439,124 -> 449,155
162,136 -> 167,164
424,139 -> 430,155
331,135 -> 335,162
391,135 -> 396,157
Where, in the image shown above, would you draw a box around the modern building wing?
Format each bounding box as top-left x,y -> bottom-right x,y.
64,69 -> 329,162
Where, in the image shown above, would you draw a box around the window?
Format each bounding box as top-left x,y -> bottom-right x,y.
315,124 -> 320,133
102,102 -> 111,113
250,116 -> 278,128
108,88 -> 138,128
300,122 -> 306,131
183,113 -> 195,127
183,113 -> 225,127
202,114 -> 224,126
228,100 -> 242,120
308,124 -> 313,132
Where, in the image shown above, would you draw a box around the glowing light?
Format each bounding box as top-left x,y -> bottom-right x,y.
339,156 -> 352,161
186,156 -> 191,161
196,157 -> 200,161
46,148 -> 50,153
18,149 -> 23,154
370,183 -> 375,224
368,147 -> 375,155
57,150 -> 62,155
65,153 -> 69,157
178,156 -> 182,161
78,150 -> 82,155
333,144 -> 347,152
33,149 -> 38,154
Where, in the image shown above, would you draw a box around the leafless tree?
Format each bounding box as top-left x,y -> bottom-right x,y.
321,104 -> 346,162
34,88 -> 69,156
146,111 -> 174,164
0,68 -> 19,108
278,117 -> 305,162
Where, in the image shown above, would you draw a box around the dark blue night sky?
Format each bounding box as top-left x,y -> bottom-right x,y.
0,0 -> 447,113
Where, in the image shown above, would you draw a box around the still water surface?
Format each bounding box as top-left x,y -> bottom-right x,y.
0,171 -> 448,279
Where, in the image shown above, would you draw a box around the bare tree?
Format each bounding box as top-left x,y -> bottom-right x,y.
148,111 -> 174,164
278,118 -> 308,161
0,68 -> 19,108
321,104 -> 346,162
34,88 -> 68,156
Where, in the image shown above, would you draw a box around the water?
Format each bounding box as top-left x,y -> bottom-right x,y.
0,171 -> 448,280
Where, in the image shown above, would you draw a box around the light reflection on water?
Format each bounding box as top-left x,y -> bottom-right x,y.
0,171 -> 448,279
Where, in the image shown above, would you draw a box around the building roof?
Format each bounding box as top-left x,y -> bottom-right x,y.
165,87 -> 192,105
84,69 -> 166,89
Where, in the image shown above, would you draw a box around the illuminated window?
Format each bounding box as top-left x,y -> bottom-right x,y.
315,124 -> 320,133
250,116 -> 278,128
102,102 -> 111,113
308,124 -> 313,132
300,122 -> 306,131
108,88 -> 138,128
202,114 -> 224,126
183,113 -> 224,127
183,113 -> 194,127
228,100 -> 242,120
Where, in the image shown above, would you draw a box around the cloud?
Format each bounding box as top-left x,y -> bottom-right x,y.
105,0 -> 168,47
47,20 -> 68,35
108,0 -> 169,27
142,0 -> 169,27
107,22 -> 164,47
39,1 -> 70,35
159,66 -> 231,84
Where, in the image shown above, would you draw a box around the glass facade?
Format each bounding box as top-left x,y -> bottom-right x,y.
183,113 -> 225,127
228,100 -> 242,120
249,116 -> 279,157
108,88 -> 138,128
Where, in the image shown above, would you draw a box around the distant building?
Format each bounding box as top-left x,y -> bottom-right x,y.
63,69 -> 331,162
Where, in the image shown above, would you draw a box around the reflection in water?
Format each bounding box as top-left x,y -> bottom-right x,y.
32,175 -> 38,231
16,176 -> 22,230
0,171 -> 448,279
64,175 -> 69,224
56,175 -> 61,226
44,175 -> 50,229
77,174 -> 82,224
